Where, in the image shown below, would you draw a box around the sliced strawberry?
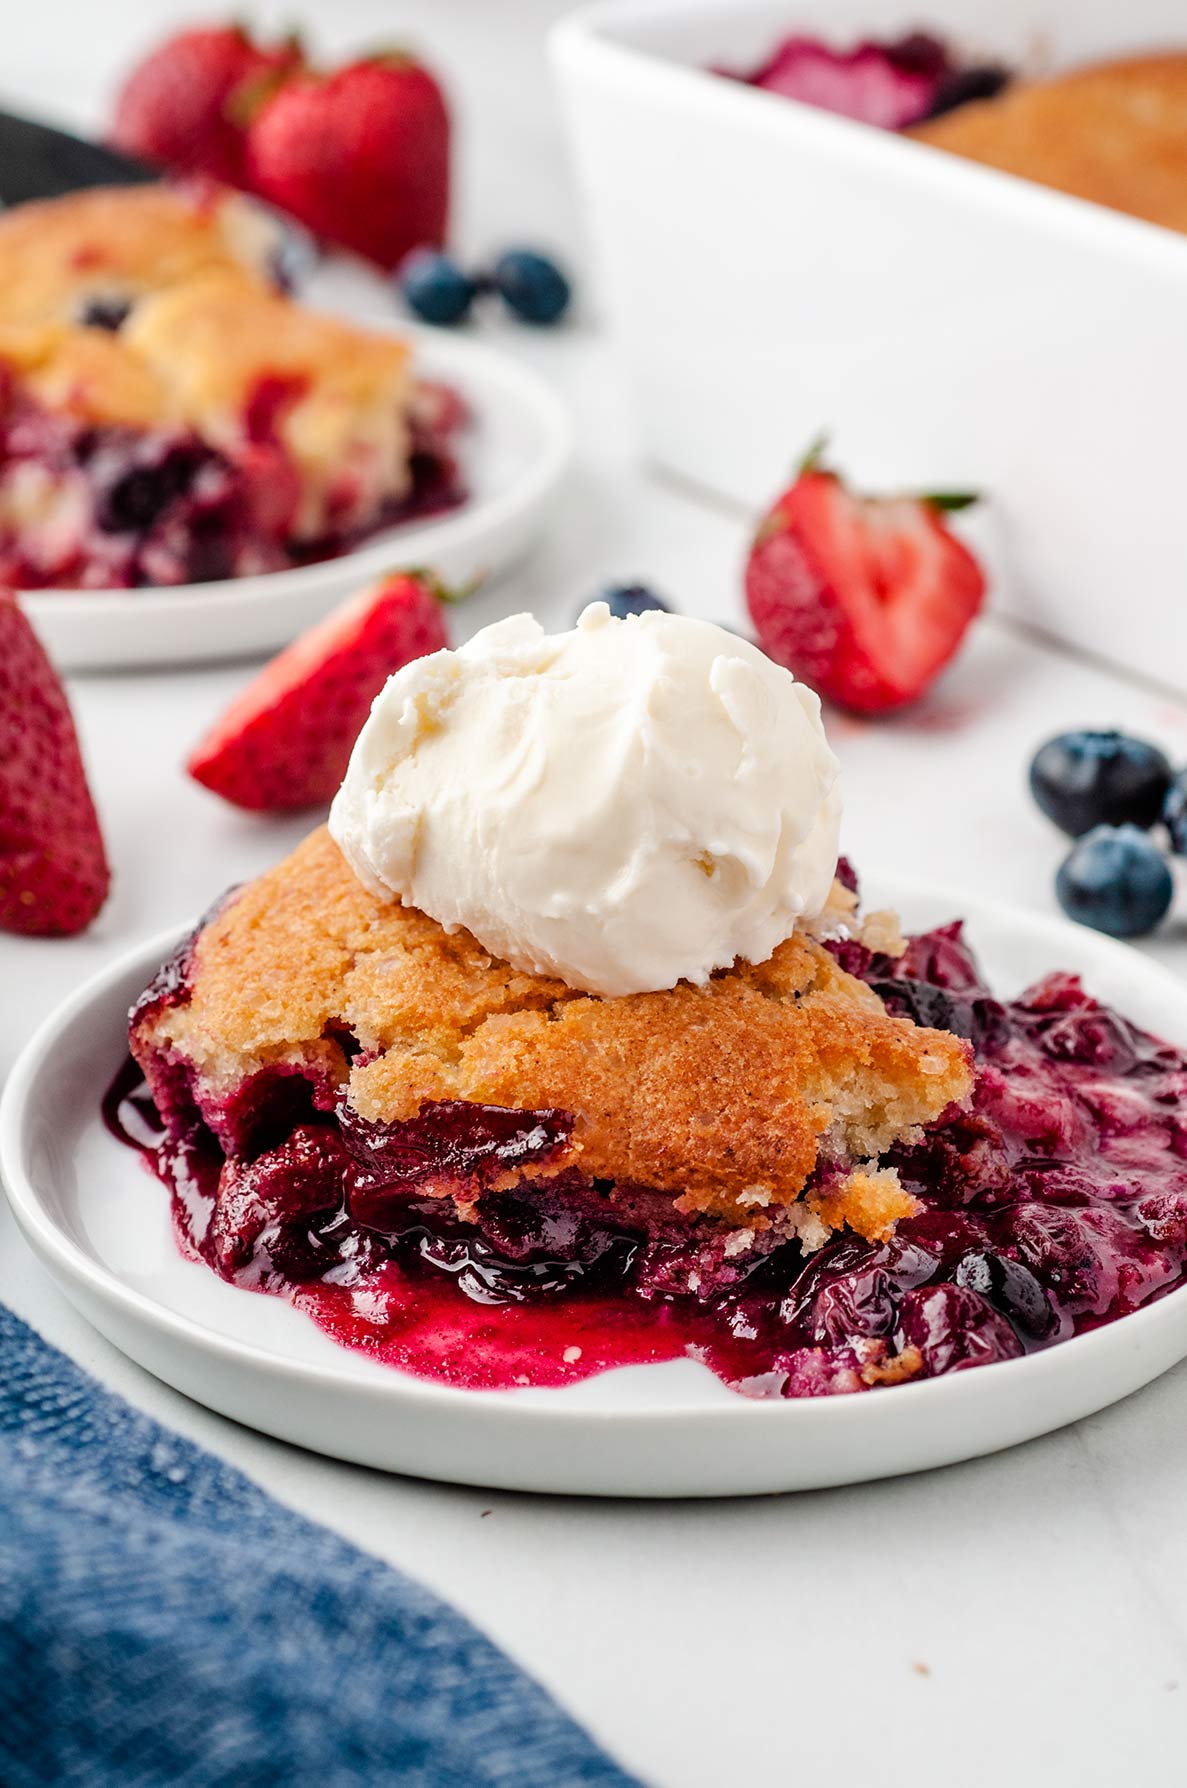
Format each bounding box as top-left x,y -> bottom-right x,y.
187,571 -> 450,811
745,460 -> 985,715
0,593 -> 110,936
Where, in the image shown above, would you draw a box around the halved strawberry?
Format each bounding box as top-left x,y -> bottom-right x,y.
187,571 -> 450,812
0,593 -> 110,936
745,449 -> 985,714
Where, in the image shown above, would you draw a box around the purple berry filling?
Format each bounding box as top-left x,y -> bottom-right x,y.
0,376 -> 466,591
108,897 -> 1187,1398
723,31 -> 1010,132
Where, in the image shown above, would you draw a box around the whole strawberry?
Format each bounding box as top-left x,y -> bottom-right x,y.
246,55 -> 449,269
187,571 -> 450,811
0,594 -> 110,936
111,25 -> 302,187
745,443 -> 985,714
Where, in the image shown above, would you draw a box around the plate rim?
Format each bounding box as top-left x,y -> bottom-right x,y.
4,872 -> 1187,1435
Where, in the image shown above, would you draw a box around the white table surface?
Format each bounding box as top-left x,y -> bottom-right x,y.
5,5 -> 1187,1785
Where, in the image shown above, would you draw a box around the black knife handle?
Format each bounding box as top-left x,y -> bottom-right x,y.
0,109 -> 157,209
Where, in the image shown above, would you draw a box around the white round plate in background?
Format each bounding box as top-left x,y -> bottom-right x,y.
4,873 -> 1187,1498
22,324 -> 572,673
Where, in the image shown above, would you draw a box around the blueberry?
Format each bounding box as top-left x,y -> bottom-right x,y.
953,1248 -> 1056,1340
925,63 -> 1011,120
596,583 -> 670,622
79,294 -> 131,331
1165,770 -> 1187,855
1055,825 -> 1173,939
1029,729 -> 1172,837
492,249 -> 571,325
91,438 -> 209,534
400,251 -> 476,326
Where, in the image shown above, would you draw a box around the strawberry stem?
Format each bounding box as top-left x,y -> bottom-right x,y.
399,567 -> 481,605
920,490 -> 979,512
796,430 -> 831,477
227,57 -> 300,127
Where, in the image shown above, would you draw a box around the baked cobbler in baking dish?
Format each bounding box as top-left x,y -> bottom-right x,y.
726,30 -> 1187,238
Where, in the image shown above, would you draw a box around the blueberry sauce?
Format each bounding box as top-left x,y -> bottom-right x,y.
106,915 -> 1187,1399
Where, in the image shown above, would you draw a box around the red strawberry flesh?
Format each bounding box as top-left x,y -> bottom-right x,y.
746,470 -> 985,715
187,571 -> 449,812
0,592 -> 110,936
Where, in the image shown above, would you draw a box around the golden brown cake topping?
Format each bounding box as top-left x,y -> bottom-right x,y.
141,828 -> 973,1238
911,53 -> 1187,235
0,184 -> 274,326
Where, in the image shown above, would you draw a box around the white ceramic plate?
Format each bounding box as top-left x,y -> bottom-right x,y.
4,872 -> 1187,1498
22,324 -> 573,673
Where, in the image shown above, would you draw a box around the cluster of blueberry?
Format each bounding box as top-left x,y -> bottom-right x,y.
1029,731 -> 1185,938
399,247 -> 571,328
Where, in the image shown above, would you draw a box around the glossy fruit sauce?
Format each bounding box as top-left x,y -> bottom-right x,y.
106,911 -> 1187,1399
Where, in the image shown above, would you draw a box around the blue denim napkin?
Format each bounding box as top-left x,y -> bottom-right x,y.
0,1304 -> 640,1788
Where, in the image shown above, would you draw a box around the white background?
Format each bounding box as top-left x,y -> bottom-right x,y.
3,4 -> 1187,1784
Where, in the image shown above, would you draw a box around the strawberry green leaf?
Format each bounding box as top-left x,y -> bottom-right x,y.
227,57 -> 301,126
796,431 -> 832,477
920,490 -> 980,512
390,567 -> 480,605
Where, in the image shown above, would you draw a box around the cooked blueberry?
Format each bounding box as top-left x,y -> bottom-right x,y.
895,1283 -> 1023,1375
400,251 -> 476,326
953,1248 -> 1055,1339
93,442 -> 205,533
1165,770 -> 1187,855
1055,825 -> 1173,938
868,975 -> 1008,1049
883,31 -> 951,79
925,63 -> 1011,119
596,583 -> 670,622
79,294 -> 131,331
92,445 -> 202,532
1029,729 -> 1172,837
492,249 -> 571,325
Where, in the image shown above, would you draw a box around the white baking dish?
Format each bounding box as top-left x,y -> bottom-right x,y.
552,0 -> 1187,692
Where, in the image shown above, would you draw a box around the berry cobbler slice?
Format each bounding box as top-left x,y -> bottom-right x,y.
112,843 -> 1187,1398
120,829 -> 972,1388
111,593 -> 1187,1399
0,279 -> 462,589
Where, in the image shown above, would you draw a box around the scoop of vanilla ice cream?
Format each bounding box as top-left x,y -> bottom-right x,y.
329,602 -> 842,997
